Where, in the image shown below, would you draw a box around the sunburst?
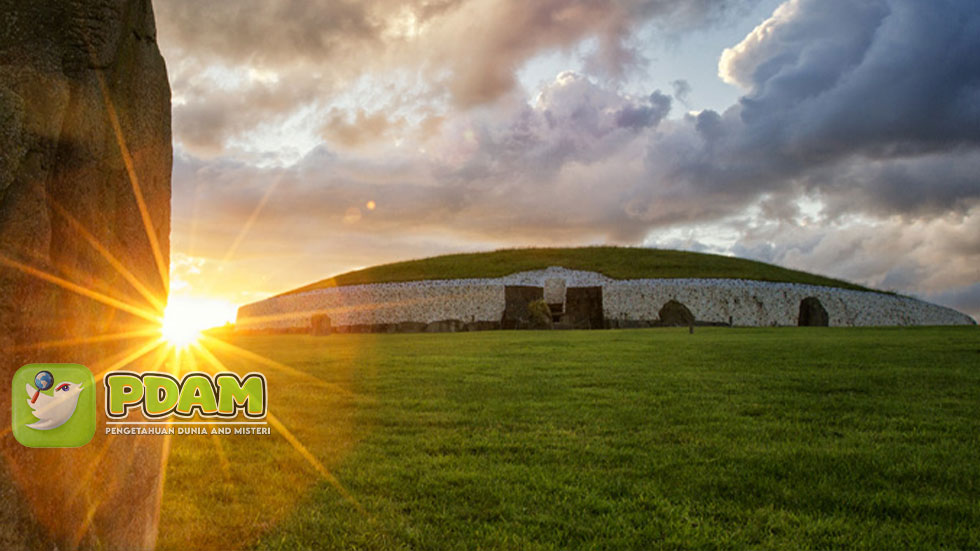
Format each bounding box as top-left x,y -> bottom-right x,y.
3,251 -> 364,548
1,69 -> 364,551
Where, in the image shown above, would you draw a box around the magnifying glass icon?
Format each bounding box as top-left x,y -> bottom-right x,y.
31,370 -> 54,404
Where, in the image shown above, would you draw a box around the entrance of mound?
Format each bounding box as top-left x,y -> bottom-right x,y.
502,279 -> 604,329
798,296 -> 829,326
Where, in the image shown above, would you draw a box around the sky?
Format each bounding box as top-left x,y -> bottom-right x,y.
154,0 -> 980,323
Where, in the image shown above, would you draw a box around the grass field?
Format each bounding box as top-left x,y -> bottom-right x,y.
281,247 -> 874,295
158,327 -> 979,550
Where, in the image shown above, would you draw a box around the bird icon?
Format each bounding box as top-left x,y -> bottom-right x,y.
25,381 -> 85,430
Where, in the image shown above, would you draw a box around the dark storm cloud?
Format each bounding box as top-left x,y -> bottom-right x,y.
807,151 -> 980,219
615,91 -> 671,130
732,0 -> 980,156
629,0 -> 980,227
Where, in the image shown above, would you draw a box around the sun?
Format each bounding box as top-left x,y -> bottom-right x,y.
160,296 -> 237,348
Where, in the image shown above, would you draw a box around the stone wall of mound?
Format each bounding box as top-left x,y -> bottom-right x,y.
237,267 -> 975,332
602,279 -> 974,327
237,281 -> 505,331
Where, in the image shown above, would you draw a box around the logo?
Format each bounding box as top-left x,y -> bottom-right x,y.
11,363 -> 96,448
105,371 -> 267,419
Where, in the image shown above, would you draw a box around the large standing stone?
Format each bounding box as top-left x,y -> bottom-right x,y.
0,1 -> 171,548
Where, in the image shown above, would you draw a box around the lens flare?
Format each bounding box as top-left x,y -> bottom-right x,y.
160,296 -> 236,348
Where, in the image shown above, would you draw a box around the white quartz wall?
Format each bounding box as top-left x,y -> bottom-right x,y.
602,279 -> 974,327
236,267 -> 974,330
236,281 -> 505,331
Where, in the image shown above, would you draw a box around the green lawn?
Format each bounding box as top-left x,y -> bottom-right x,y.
159,327 -> 979,550
281,247 -> 874,295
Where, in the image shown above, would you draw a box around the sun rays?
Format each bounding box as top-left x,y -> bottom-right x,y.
2,78 -> 363,551
5,238 -> 364,550
94,69 -> 170,295
28,278 -> 367,549
0,252 -> 163,325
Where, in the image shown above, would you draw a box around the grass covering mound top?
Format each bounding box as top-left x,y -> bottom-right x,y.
280,246 -> 874,296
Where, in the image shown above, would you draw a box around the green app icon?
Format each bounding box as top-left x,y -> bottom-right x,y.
11,363 -> 96,448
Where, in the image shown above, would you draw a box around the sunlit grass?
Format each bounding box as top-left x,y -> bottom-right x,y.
153,333 -> 364,551
152,327 -> 979,549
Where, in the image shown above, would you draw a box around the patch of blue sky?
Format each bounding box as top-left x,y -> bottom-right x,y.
516,0 -> 784,116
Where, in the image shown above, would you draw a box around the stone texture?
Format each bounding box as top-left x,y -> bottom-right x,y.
544,277 -> 566,305
527,300 -> 553,330
658,300 -> 696,327
798,297 -> 829,327
237,267 -> 976,332
397,321 -> 428,333
425,319 -> 466,333
310,313 -> 332,335
501,285 -> 544,329
465,320 -> 501,332
565,286 -> 604,329
0,1 -> 171,548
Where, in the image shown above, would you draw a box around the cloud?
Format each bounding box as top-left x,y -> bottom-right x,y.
171,73 -> 672,253
156,1 -> 380,68
322,109 -> 404,149
615,91 -> 672,130
726,205 -> 980,317
722,0 -> 980,156
163,0 -> 980,314
925,283 -> 980,322
670,79 -> 692,106
631,0 -> 980,226
156,0 -> 755,156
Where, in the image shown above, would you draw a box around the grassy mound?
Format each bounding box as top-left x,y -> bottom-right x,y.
281,247 -> 874,296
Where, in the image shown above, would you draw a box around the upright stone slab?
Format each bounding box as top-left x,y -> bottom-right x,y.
501,285 -> 544,329
565,286 -> 604,329
544,278 -> 566,308
0,1 -> 171,548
